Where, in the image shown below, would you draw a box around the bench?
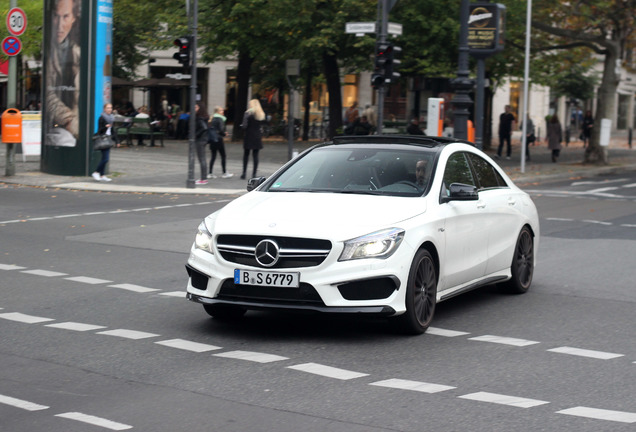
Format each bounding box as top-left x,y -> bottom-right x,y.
125,117 -> 165,147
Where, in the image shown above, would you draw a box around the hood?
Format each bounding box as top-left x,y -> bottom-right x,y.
211,192 -> 427,240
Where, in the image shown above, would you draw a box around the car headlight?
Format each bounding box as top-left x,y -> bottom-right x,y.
194,220 -> 214,254
339,228 -> 405,261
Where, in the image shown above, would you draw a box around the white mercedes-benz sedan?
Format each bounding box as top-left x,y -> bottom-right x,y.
186,135 -> 539,334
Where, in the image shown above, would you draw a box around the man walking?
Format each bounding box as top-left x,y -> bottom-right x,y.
497,105 -> 516,159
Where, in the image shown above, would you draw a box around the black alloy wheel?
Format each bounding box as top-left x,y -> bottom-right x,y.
397,249 -> 437,335
504,226 -> 534,294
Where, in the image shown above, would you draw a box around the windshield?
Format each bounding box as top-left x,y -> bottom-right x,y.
264,146 -> 436,197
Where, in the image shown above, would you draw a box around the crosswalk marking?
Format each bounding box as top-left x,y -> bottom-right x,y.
97,329 -> 159,340
547,346 -> 624,360
459,391 -> 549,408
427,327 -> 470,337
557,407 -> 636,423
0,263 -> 26,270
45,322 -> 107,332
64,276 -> 113,284
108,283 -> 160,293
0,312 -> 54,324
288,363 -> 369,380
370,379 -> 455,393
20,269 -> 68,277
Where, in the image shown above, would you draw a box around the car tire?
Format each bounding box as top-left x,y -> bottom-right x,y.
503,226 -> 534,294
203,304 -> 246,320
397,249 -> 437,335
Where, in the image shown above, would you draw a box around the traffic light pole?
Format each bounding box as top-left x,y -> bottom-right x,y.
186,0 -> 197,188
375,0 -> 389,134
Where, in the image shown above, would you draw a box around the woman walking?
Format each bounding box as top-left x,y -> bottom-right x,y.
194,103 -> 209,185
92,103 -> 114,182
208,106 -> 233,179
240,99 -> 265,179
546,114 -> 563,163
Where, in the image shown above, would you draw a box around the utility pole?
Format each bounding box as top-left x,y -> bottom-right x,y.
186,0 -> 197,188
4,0 -> 18,176
375,0 -> 388,133
451,0 -> 473,140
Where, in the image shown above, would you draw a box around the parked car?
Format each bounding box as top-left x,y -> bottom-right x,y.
185,135 -> 539,334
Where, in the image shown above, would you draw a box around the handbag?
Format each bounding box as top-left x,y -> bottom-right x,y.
208,126 -> 219,143
93,134 -> 114,150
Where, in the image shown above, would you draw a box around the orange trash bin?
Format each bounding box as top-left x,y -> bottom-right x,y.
2,108 -> 22,143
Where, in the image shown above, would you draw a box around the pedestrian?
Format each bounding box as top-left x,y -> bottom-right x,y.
353,116 -> 372,135
520,114 -> 535,161
546,114 -> 563,163
92,103 -> 114,182
497,105 -> 516,159
208,106 -> 233,179
406,117 -> 424,135
194,103 -> 209,185
581,110 -> 594,148
134,106 -> 150,146
240,98 -> 265,179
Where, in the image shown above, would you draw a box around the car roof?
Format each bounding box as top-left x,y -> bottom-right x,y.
330,134 -> 474,147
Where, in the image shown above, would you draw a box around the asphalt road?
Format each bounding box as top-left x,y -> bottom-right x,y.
0,173 -> 634,431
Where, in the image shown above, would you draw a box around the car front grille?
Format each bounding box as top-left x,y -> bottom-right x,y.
217,235 -> 332,269
218,279 -> 325,306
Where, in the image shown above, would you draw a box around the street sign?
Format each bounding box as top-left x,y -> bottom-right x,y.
388,22 -> 402,36
166,73 -> 192,80
345,22 -> 376,34
6,7 -> 27,37
1,36 -> 22,56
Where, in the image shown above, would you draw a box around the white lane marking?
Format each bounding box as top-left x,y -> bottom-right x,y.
24,217 -> 51,221
174,203 -> 194,207
54,214 -> 82,218
468,335 -> 540,347
587,187 -> 619,193
0,219 -> 25,224
427,327 -> 470,337
571,179 -> 628,186
131,208 -> 152,212
545,217 -> 575,222
108,283 -> 160,293
557,407 -> 636,423
158,291 -> 185,297
64,276 -> 113,284
97,329 -> 159,340
370,379 -> 455,393
83,211 -> 108,215
214,350 -> 289,363
581,219 -> 613,225
459,391 -> 549,408
0,394 -> 49,411
623,183 -> 636,188
55,412 -> 132,430
621,224 -> 636,228
20,269 -> 68,277
0,263 -> 26,270
547,346 -> 624,360
109,210 -> 131,214
0,312 -> 55,324
45,322 -> 107,332
155,339 -> 221,353
287,363 -> 369,380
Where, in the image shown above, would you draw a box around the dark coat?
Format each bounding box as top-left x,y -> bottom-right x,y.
242,111 -> 263,150
195,116 -> 209,144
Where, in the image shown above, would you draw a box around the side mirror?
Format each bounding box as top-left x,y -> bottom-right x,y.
246,176 -> 267,192
442,182 -> 478,202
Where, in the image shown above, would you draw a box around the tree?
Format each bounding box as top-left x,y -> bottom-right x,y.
531,0 -> 636,164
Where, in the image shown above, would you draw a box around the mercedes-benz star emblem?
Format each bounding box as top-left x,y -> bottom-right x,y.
255,239 -> 280,267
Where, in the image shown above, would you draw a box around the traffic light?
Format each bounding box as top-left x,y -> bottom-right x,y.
173,37 -> 191,69
371,42 -> 401,88
383,43 -> 401,84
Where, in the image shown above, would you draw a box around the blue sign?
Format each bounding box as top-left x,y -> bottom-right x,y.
1,36 -> 21,56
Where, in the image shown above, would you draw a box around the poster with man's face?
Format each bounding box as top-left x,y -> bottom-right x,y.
44,0 -> 81,147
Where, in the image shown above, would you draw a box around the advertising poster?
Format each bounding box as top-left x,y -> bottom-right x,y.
94,0 -> 113,132
44,0 -> 82,148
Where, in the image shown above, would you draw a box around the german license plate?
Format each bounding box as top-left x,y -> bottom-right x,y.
234,269 -> 300,288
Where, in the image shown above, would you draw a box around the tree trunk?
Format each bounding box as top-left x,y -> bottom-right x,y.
584,44 -> 619,165
323,52 -> 342,139
232,51 -> 253,141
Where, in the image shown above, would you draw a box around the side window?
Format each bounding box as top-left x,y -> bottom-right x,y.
467,153 -> 508,189
442,152 -> 475,196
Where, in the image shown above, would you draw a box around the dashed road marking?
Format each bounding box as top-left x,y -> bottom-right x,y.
65,276 -> 113,284
0,312 -> 54,324
459,391 -> 549,408
427,327 -> 470,337
0,394 -> 49,411
20,269 -> 68,277
155,338 -> 221,353
158,291 -> 185,297
108,283 -> 160,293
547,346 -> 624,360
45,322 -> 107,332
556,407 -> 636,423
214,350 -> 289,363
97,329 -> 159,340
0,263 -> 26,270
468,335 -> 540,347
55,412 -> 132,430
370,378 -> 455,393
287,363 -> 369,380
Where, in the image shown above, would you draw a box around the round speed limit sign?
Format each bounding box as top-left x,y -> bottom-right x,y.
7,7 -> 27,37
